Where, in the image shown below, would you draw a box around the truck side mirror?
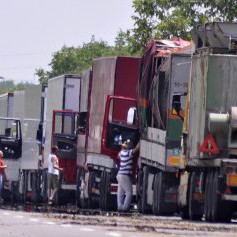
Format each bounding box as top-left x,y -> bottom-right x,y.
127,107 -> 137,125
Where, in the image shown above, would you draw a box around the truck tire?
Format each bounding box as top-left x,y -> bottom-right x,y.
99,171 -> 105,209
204,171 -> 213,222
105,171 -> 115,211
180,205 -> 189,220
31,172 -> 38,204
22,170 -> 28,204
19,170 -> 27,203
188,172 -> 203,220
75,168 -> 83,207
152,172 -> 165,215
211,171 -> 232,222
10,181 -> 19,204
136,168 -> 142,204
88,171 -> 98,208
76,168 -> 89,208
41,169 -> 48,203
138,166 -> 151,214
100,171 -> 116,211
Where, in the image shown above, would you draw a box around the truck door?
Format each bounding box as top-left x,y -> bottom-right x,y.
0,118 -> 22,159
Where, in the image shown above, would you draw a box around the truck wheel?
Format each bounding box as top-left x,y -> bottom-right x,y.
152,172 -> 164,215
204,171 -> 212,222
19,170 -> 26,203
100,171 -> 108,210
188,172 -> 203,220
105,172 -> 114,211
31,172 -> 38,204
211,171 -> 232,222
180,205 -> 189,220
76,169 -> 89,209
136,168 -> 142,204
23,170 -> 28,203
100,171 -> 115,211
10,181 -> 19,204
99,171 -> 105,209
88,171 -> 98,208
76,168 -> 82,207
139,166 -> 151,214
136,168 -> 143,212
41,169 -> 48,203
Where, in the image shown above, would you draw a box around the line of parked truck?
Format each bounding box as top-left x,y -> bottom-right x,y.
1,22 -> 237,223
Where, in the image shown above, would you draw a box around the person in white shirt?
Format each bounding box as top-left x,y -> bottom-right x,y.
47,145 -> 63,205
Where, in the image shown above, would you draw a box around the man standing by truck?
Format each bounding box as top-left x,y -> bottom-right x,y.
0,150 -> 7,204
117,140 -> 139,212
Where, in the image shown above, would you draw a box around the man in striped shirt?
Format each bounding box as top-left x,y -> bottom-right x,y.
117,139 -> 139,212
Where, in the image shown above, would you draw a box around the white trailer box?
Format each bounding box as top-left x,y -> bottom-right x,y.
0,93 -> 14,132
44,74 -> 80,168
4,90 -> 25,182
21,85 -> 44,170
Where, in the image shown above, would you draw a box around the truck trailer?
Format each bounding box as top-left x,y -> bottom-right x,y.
0,91 -> 23,202
55,56 -> 140,210
0,86 -> 46,203
19,84 -> 46,203
137,39 -> 192,214
42,74 -> 81,204
178,22 -> 237,222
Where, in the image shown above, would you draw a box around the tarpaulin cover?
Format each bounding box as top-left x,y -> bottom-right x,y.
138,38 -> 191,134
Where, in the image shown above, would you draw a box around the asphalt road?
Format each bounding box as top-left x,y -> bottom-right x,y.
0,208 -> 153,237
1,207 -> 237,237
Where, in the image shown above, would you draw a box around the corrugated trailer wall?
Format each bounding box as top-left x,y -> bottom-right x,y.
12,91 -> 25,120
80,69 -> 91,113
0,93 -> 9,117
44,75 -> 80,167
113,57 -> 140,121
21,85 -> 42,170
77,69 -> 91,167
44,75 -> 64,162
188,53 -> 237,159
88,57 -> 117,154
87,56 -> 140,154
0,93 -> 12,134
5,90 -> 25,182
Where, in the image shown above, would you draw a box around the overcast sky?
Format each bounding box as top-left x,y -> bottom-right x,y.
0,0 -> 134,84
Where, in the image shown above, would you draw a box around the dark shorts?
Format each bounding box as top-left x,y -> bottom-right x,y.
48,173 -> 59,189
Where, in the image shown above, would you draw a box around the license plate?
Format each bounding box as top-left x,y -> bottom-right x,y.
227,174 -> 237,187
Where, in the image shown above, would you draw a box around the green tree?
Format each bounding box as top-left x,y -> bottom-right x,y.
35,68 -> 48,86
35,36 -> 131,85
0,80 -> 33,94
129,0 -> 237,53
